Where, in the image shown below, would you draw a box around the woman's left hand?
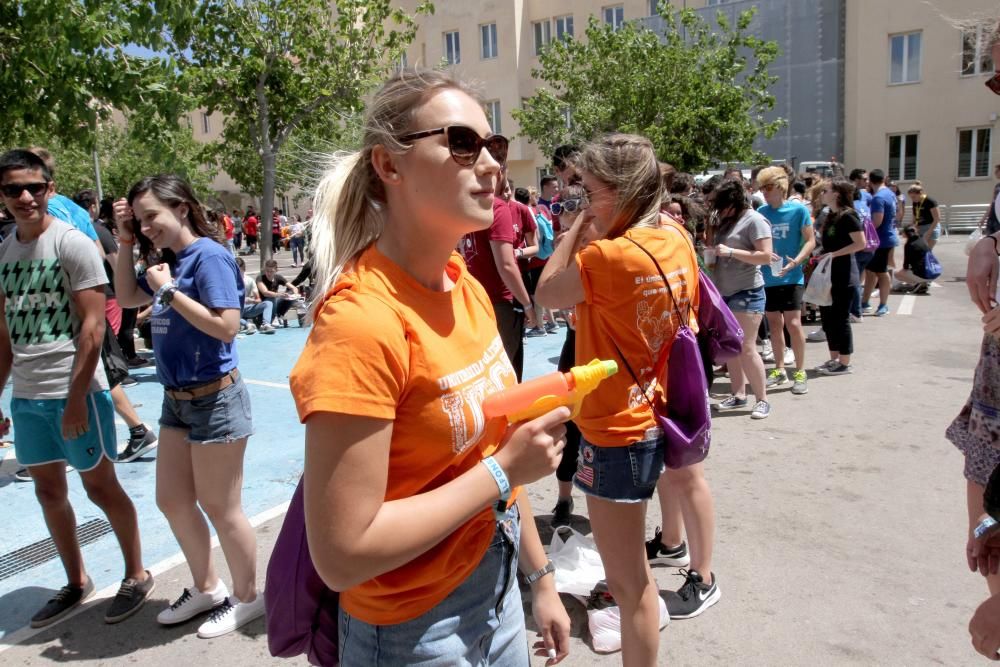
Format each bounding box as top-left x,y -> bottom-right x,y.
145,263 -> 173,291
984,305 -> 1000,337
530,583 -> 570,665
715,244 -> 731,258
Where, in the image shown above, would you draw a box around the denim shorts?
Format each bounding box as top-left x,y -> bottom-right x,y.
160,375 -> 254,444
723,286 -> 766,314
574,432 -> 666,503
12,391 -> 117,470
917,224 -> 941,241
339,505 -> 527,667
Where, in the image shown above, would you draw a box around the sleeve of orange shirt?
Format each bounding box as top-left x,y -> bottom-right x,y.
576,239 -> 621,307
291,293 -> 409,423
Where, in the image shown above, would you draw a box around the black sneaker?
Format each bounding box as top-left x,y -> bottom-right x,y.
551,498 -> 574,527
118,429 -> 158,463
120,375 -> 139,388
14,467 -> 32,482
30,577 -> 95,628
818,362 -> 852,376
664,569 -> 720,619
126,357 -> 151,368
644,527 -> 691,567
105,571 -> 155,624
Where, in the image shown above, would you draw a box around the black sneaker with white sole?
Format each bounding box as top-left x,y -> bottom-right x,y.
664,569 -> 720,619
105,571 -> 155,624
644,527 -> 691,567
551,498 -> 574,527
31,577 -> 95,628
118,428 -> 158,462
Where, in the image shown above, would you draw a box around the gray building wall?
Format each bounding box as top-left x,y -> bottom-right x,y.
643,0 -> 845,168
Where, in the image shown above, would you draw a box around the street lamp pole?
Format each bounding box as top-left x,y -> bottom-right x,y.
93,148 -> 103,201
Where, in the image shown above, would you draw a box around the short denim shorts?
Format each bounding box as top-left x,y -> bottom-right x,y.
917,224 -> 941,241
339,505 -> 527,666
160,375 -> 254,444
723,286 -> 766,314
574,432 -> 666,503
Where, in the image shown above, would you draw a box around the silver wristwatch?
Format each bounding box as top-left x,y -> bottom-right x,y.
523,560 -> 555,585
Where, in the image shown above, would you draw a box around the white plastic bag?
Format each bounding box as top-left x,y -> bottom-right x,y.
966,228 -> 984,256
803,254 -> 833,307
589,596 -> 670,654
549,526 -> 606,597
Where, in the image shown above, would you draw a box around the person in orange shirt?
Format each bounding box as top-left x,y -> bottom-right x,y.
290,69 -> 571,666
537,134 -> 714,666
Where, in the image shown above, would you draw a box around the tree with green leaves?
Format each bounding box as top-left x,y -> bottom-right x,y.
513,7 -> 783,172
0,1 -> 187,152
169,0 -> 432,260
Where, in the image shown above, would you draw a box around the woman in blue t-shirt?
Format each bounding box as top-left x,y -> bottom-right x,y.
112,175 -> 261,639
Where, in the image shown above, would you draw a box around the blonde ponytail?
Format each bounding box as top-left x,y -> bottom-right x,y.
308,68 -> 483,304
309,151 -> 385,300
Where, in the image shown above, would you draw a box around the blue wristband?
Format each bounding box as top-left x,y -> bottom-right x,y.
482,456 -> 511,502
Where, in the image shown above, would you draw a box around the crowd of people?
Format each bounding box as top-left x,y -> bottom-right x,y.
0,65 -> 997,667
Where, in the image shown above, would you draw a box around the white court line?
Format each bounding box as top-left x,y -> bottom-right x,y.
243,379 -> 291,390
0,499 -> 292,653
896,295 -> 916,316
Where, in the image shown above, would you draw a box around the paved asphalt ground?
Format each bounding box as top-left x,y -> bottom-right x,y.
0,235 -> 995,665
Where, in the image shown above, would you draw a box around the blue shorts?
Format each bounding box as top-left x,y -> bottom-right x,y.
723,286 -> 766,314
574,433 -> 666,503
917,224 -> 941,241
339,505 -> 527,666
160,375 -> 254,444
12,391 -> 117,471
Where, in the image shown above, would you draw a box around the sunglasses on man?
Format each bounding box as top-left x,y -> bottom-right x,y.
0,182 -> 49,198
399,125 -> 509,167
549,197 -> 587,216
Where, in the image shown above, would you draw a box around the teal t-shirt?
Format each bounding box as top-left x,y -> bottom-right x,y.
759,200 -> 811,286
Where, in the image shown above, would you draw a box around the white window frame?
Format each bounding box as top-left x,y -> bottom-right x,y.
444,30 -> 461,65
889,31 -> 921,85
486,100 -> 501,135
961,24 -> 995,77
603,5 -> 624,30
533,20 -> 552,55
555,15 -> 574,41
887,132 -> 919,182
480,23 -> 498,60
201,112 -> 210,134
957,127 -> 992,179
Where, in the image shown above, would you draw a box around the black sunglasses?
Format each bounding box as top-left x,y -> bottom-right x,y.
1,182 -> 48,198
399,126 -> 508,167
550,197 -> 586,215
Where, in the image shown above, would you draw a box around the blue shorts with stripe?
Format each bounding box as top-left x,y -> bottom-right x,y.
12,390 -> 118,471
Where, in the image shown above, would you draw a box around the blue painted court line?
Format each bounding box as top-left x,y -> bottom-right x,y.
0,324 -> 570,639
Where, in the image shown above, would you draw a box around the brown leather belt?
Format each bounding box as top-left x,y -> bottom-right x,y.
165,370 -> 240,401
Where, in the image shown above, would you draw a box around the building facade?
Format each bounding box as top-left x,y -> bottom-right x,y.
844,0 -> 999,211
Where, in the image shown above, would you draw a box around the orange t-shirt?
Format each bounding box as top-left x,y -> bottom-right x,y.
574,224 -> 700,447
289,245 -> 518,625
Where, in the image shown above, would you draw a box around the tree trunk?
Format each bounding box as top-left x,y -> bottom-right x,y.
260,149 -> 276,263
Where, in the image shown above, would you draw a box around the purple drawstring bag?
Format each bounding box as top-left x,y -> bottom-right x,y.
607,237 -> 711,469
265,478 -> 339,666
695,271 -> 743,364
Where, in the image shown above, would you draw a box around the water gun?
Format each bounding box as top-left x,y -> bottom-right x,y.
483,359 -> 619,424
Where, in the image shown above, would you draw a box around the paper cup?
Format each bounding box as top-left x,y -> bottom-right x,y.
703,248 -> 716,265
770,258 -> 784,275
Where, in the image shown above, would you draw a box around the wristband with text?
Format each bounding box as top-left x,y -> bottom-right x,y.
482,455 -> 511,501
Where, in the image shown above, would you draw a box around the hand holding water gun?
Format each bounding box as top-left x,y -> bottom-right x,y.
484,359 -> 618,424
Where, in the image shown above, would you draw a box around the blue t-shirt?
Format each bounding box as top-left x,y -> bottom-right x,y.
47,194 -> 99,241
869,187 -> 898,248
139,238 -> 244,388
759,200 -> 811,286
859,189 -> 872,208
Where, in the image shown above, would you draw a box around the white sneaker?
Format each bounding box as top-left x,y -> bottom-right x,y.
197,593 -> 265,639
244,322 -> 257,335
806,330 -> 826,342
259,323 -> 276,335
760,340 -> 774,362
157,581 -> 229,625
782,348 -> 794,365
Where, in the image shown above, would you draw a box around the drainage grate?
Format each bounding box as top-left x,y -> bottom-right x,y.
0,518 -> 113,582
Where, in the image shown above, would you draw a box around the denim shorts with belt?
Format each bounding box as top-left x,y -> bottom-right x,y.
338,504 -> 528,667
